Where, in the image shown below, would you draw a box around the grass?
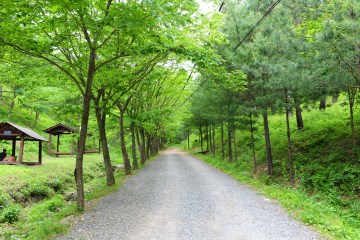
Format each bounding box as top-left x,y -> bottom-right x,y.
195,154 -> 360,240
0,154 -> 125,240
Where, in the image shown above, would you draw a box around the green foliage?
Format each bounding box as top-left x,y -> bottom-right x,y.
1,204 -> 21,224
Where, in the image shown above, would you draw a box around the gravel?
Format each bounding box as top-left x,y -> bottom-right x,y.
58,148 -> 322,240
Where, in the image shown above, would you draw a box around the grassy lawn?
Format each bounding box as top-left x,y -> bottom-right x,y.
0,154 -> 125,239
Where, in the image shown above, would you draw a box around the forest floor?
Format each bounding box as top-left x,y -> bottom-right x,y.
58,148 -> 321,240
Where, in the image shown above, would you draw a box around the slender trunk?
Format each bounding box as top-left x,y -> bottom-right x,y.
199,124 -> 203,152
140,127 -> 148,160
95,105 -> 115,185
285,90 -> 295,186
187,128 -> 190,150
146,132 -> 151,158
75,48 -> 97,210
206,122 -> 209,152
119,110 -> 131,175
293,94 -> 304,130
130,123 -> 138,170
221,123 -> 224,160
228,121 -> 233,162
332,93 -> 339,103
250,112 -> 257,173
233,125 -> 237,161
212,124 -> 216,155
263,110 -> 273,176
8,88 -> 16,119
34,112 -> 39,128
209,122 -> 213,153
319,97 -> 326,110
136,127 -> 146,164
347,88 -> 357,148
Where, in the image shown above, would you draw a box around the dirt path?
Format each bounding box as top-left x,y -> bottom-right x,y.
59,148 -> 320,240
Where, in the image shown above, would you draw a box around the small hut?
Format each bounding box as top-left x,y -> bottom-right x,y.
0,121 -> 48,165
43,123 -> 77,157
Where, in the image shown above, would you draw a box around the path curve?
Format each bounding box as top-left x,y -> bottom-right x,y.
59,148 -> 321,240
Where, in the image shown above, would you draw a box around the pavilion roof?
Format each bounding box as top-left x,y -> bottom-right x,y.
43,123 -> 77,135
0,122 -> 48,141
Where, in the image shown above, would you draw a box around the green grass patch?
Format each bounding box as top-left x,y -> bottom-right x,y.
194,153 -> 360,240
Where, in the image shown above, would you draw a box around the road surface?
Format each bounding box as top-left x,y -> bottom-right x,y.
59,148 -> 320,240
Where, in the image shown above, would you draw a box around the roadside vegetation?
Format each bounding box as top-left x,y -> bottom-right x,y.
182,97 -> 360,239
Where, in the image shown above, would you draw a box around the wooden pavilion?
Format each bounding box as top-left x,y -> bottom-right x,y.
0,121 -> 48,165
43,123 -> 77,157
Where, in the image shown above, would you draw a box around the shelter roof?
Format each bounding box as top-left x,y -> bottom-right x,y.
0,122 -> 48,141
43,123 -> 77,135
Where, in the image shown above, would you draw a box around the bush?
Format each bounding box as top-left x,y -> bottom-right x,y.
0,195 -> 7,210
46,196 -> 65,212
1,204 -> 21,223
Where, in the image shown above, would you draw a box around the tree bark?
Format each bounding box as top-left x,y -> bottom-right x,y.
116,97 -> 132,176
94,103 -> 115,186
227,121 -> 233,162
285,90 -> 295,186
233,125 -> 237,161
347,87 -> 357,148
209,122 -> 213,153
75,48 -> 97,211
250,112 -> 257,173
293,94 -> 304,130
140,127 -> 148,161
221,123 -> 225,160
212,124 -> 216,155
130,123 -> 138,170
136,127 -> 146,164
263,110 -> 273,176
199,124 -> 203,152
206,121 -> 209,152
319,97 -> 326,110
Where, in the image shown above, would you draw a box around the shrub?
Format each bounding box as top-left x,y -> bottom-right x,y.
0,195 -> 7,210
47,196 -> 65,212
1,204 -> 21,223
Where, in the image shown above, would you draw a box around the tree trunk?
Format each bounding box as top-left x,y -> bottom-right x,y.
221,123 -> 225,160
75,48 -> 97,210
206,122 -> 209,152
119,110 -> 131,175
200,124 -> 203,152
34,112 -> 39,128
209,122 -> 213,153
250,112 -> 257,173
130,123 -> 138,170
263,110 -> 273,176
135,126 -> 146,165
293,94 -> 304,130
233,125 -> 237,161
227,121 -> 233,162
8,88 -> 16,119
347,87 -> 357,148
140,127 -> 148,161
187,128 -> 190,150
94,104 -> 115,186
146,132 -> 151,158
212,124 -> 216,155
285,90 -> 295,186
332,92 -> 339,103
319,97 -> 326,110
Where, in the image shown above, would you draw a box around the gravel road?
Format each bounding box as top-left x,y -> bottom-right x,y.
59,148 -> 321,240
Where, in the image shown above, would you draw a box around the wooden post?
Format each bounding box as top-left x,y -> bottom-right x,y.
12,139 -> 16,156
56,134 -> 60,157
18,135 -> 25,164
39,141 -> 42,164
48,134 -> 52,155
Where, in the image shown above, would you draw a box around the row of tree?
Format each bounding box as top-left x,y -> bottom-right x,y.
0,0 -> 221,210
188,0 -> 359,185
